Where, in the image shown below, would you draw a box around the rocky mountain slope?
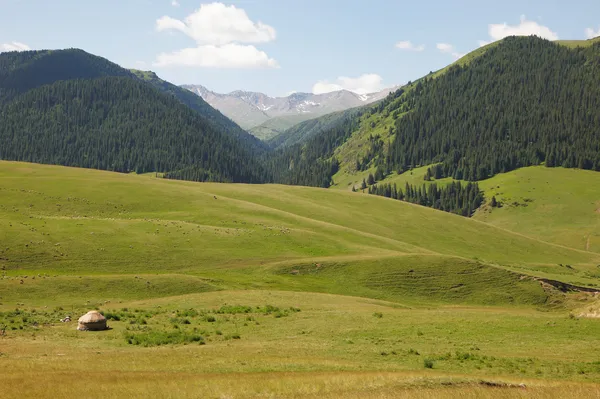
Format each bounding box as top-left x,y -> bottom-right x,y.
182,84 -> 397,138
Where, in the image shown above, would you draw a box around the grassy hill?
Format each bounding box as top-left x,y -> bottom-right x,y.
1,161 -> 598,291
344,164 -> 600,255
2,161 -> 600,398
475,167 -> 600,253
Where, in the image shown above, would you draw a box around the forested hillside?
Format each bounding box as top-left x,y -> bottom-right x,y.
267,107 -> 365,149
271,36 -> 600,190
386,36 -> 600,180
0,49 -> 267,183
0,49 -> 132,102
264,110 -> 365,187
130,70 -> 266,151
3,38 -> 600,193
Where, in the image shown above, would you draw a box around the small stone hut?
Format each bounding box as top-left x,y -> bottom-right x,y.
77,310 -> 108,331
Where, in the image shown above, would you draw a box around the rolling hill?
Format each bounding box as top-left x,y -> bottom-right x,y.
344,164 -> 600,254
2,161 -> 600,398
1,161 -> 598,289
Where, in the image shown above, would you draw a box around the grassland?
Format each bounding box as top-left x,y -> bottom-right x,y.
1,161 -> 600,398
364,164 -> 600,255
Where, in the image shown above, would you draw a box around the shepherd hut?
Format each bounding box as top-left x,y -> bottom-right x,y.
77,310 -> 107,331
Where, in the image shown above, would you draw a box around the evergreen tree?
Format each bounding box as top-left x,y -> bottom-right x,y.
367,173 -> 375,185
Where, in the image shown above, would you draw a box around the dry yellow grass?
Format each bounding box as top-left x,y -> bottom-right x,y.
2,370 -> 600,398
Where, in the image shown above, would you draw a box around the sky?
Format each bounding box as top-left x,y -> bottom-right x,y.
1,0 -> 599,96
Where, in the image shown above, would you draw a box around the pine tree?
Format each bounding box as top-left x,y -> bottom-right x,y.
367,173 -> 375,185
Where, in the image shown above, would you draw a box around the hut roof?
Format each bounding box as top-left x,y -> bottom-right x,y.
78,310 -> 106,324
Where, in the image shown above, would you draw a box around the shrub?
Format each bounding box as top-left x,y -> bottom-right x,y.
424,359 -> 434,369
214,305 -> 252,314
204,315 -> 216,323
177,308 -> 199,317
104,312 -> 121,321
373,312 -> 383,318
124,330 -> 205,347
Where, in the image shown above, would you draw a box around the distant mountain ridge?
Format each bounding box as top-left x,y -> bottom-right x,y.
181,84 -> 397,139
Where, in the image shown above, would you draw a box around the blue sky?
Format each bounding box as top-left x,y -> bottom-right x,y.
1,0 -> 599,96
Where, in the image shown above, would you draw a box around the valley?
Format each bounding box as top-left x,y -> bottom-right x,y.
1,12 -> 600,397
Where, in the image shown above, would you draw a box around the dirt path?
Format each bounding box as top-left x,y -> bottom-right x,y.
587,235 -> 591,251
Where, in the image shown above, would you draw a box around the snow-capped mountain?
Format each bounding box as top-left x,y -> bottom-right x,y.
181,84 -> 397,138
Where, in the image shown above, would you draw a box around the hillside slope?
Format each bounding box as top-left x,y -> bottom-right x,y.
268,107 -> 365,149
1,161 -> 598,289
0,48 -> 132,103
274,37 -> 600,189
131,70 -> 267,151
475,166 -> 600,253
0,49 -> 267,182
350,164 -> 600,254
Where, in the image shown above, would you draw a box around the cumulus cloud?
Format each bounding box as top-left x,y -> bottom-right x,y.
395,40 -> 425,52
156,2 -> 275,45
436,43 -> 464,59
155,43 -> 279,68
1,41 -> 31,52
479,15 -> 558,47
171,0 -> 179,6
312,74 -> 384,95
585,26 -> 600,39
154,2 -> 278,68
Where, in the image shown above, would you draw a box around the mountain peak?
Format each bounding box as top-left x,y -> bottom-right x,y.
181,84 -> 396,134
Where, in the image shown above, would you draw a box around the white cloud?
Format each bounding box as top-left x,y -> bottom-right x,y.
436,43 -> 454,53
479,15 -> 558,47
155,2 -> 278,69
154,43 -> 278,68
436,43 -> 464,59
395,40 -> 425,52
585,26 -> 600,39
171,0 -> 180,6
312,74 -> 383,95
156,2 -> 276,46
1,41 -> 31,52
156,16 -> 187,32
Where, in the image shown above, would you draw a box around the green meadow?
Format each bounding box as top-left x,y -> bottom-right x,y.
1,161 -> 600,398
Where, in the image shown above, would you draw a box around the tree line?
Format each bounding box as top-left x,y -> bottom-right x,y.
367,181 -> 484,217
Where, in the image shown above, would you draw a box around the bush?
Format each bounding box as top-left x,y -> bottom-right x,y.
214,305 -> 252,314
177,308 -> 199,317
424,359 -> 434,369
373,312 -> 383,318
124,330 -> 204,347
104,312 -> 121,321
